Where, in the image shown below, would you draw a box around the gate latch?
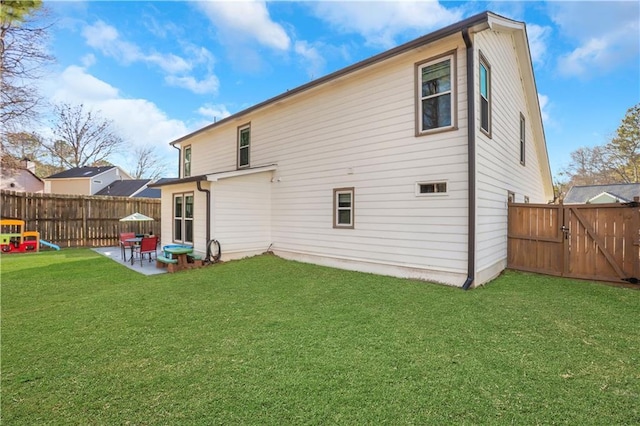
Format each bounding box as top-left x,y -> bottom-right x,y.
561,225 -> 569,239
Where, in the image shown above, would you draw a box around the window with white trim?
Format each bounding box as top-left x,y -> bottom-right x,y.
238,124 -> 250,169
173,193 -> 194,244
416,181 -> 448,196
183,145 -> 192,177
479,54 -> 491,136
418,55 -> 454,132
333,188 -> 354,229
519,113 -> 526,165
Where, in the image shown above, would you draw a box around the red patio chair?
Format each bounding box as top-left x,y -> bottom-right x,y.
119,232 -> 136,261
135,236 -> 158,266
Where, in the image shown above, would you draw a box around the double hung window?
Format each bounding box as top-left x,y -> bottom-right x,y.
238,124 -> 250,168
183,146 -> 191,177
173,193 -> 194,244
519,113 -> 526,165
333,188 -> 354,229
418,55 -> 454,132
479,54 -> 491,136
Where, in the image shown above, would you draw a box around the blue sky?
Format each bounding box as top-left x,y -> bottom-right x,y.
41,0 -> 639,179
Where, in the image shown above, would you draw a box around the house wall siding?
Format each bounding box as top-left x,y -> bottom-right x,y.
181,34 -> 472,285
212,172 -> 273,259
0,170 -> 43,193
159,182 -> 208,255
474,30 -> 549,282
48,179 -> 91,195
90,169 -> 120,195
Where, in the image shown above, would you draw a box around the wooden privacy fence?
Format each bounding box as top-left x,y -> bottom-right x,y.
1,190 -> 161,248
508,200 -> 640,284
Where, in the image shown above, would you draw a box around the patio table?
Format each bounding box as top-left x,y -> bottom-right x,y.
125,237 -> 142,264
164,246 -> 193,270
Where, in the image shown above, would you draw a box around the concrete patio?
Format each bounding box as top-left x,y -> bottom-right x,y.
92,246 -> 167,276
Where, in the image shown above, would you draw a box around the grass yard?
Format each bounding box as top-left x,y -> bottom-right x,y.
1,249 -> 639,424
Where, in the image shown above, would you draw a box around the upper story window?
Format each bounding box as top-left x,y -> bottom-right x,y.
238,124 -> 250,169
418,54 -> 454,133
519,113 -> 526,166
183,145 -> 191,177
333,187 -> 354,229
479,53 -> 491,136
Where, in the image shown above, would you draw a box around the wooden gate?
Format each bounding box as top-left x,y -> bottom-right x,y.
508,201 -> 640,284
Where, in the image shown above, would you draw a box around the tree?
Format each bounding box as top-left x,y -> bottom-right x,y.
2,130 -> 43,160
129,145 -> 169,180
560,104 -> 640,188
606,104 -> 640,183
0,0 -> 52,132
562,145 -> 613,186
43,103 -> 125,168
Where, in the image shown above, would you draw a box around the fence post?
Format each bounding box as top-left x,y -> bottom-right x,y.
82,196 -> 88,247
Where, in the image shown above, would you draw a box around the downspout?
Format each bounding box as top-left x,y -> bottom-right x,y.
462,28 -> 476,290
196,180 -> 211,244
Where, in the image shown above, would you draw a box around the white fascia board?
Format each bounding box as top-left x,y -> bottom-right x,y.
205,164 -> 278,182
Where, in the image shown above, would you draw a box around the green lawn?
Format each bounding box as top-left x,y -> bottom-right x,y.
1,249 -> 638,424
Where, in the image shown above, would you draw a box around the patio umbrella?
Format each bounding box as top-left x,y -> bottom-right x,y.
119,212 -> 155,236
119,212 -> 154,222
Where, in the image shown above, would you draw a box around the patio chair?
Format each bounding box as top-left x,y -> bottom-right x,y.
135,236 -> 158,266
119,232 -> 136,261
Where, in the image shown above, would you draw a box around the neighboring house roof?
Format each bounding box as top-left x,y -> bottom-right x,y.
45,166 -> 134,180
135,178 -> 178,197
46,166 -> 115,179
564,183 -> 640,204
94,179 -> 151,197
1,166 -> 43,182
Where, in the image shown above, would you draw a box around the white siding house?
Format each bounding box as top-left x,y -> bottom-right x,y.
44,166 -> 133,196
151,12 -> 554,288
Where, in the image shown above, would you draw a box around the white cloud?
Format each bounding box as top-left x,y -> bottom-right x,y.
165,75 -> 220,95
49,65 -> 189,164
526,24 -> 552,66
197,1 -> 290,51
550,2 -> 639,77
538,93 -> 550,124
197,104 -> 232,122
309,1 -> 464,48
82,20 -> 142,64
80,53 -> 96,68
55,65 -> 120,102
294,40 -> 326,80
81,20 -> 218,95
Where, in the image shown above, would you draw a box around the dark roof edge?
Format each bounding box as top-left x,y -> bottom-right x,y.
170,11 -> 491,146
147,175 -> 207,188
